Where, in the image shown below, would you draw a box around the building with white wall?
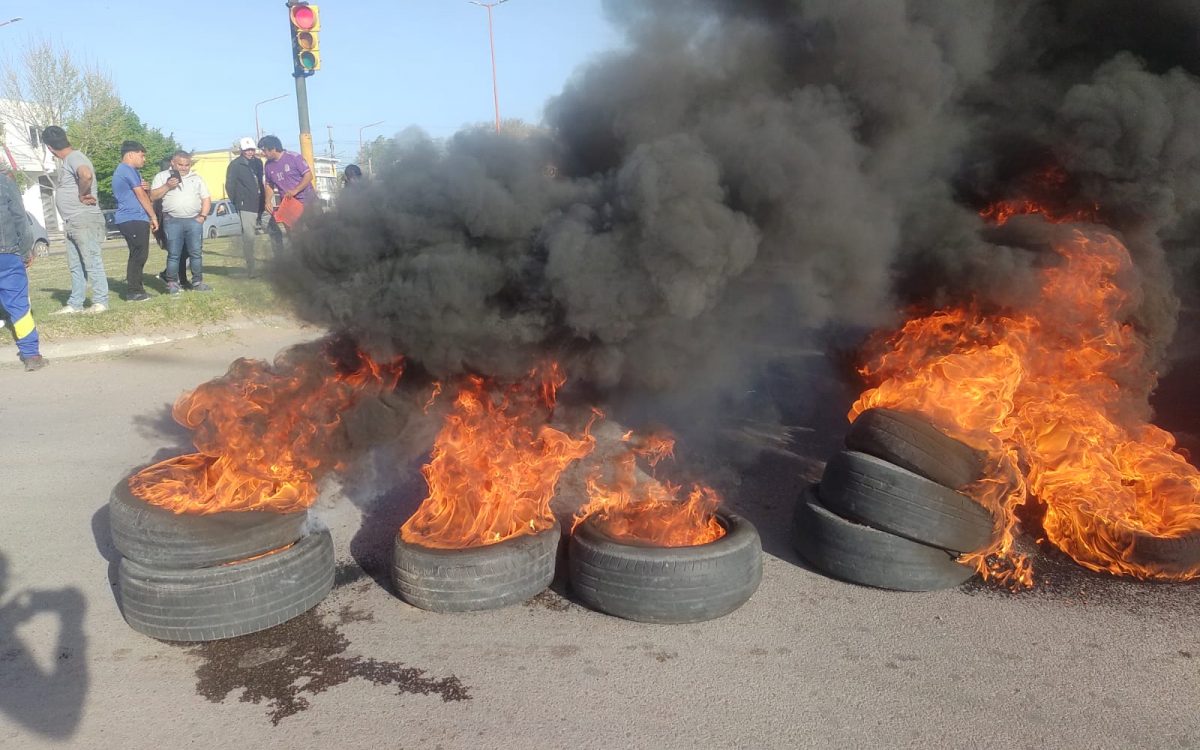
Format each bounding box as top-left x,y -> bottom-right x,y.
0,98 -> 59,233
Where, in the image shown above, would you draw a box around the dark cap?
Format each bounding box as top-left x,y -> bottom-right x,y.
120,140 -> 147,155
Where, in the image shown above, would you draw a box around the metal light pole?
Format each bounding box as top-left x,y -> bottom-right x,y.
468,0 -> 509,133
0,18 -> 22,29
254,94 -> 290,142
358,120 -> 384,172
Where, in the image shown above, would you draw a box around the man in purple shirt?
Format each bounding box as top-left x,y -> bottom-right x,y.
258,135 -> 315,257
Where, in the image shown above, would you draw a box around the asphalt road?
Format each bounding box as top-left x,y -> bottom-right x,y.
0,324 -> 1196,749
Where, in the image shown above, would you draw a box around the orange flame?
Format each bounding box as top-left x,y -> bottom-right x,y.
574,432 -> 726,547
130,341 -> 404,515
852,227 -> 1200,583
979,165 -> 1099,227
400,363 -> 597,549
979,199 -> 1099,227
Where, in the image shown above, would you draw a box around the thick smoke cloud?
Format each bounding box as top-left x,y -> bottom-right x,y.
275,0 -> 1200,420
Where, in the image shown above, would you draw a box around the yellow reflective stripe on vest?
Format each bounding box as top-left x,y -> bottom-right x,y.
13,311 -> 34,340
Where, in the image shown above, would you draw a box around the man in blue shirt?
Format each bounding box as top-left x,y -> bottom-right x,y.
112,140 -> 158,301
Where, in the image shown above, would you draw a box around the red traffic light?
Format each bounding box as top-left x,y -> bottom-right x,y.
290,5 -> 317,30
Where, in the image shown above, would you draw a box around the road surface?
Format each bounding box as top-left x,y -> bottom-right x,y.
0,323 -> 1196,749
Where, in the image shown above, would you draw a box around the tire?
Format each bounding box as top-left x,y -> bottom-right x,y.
118,526 -> 334,642
208,226 -> 218,239
793,485 -> 975,591
391,525 -> 559,612
1126,530 -> 1200,576
846,408 -> 986,489
568,512 -> 763,624
108,479 -> 308,569
821,450 -> 996,554
33,239 -> 49,258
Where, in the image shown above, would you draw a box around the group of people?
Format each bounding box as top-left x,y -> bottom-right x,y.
0,126 -> 341,372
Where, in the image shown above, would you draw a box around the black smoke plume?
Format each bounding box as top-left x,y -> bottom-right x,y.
274,0 -> 1200,433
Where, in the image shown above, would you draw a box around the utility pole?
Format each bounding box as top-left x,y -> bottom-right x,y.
295,76 -> 314,170
468,0 -> 509,133
326,125 -> 335,158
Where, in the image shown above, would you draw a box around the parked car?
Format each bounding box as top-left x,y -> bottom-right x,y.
202,199 -> 242,239
27,212 -> 49,257
101,210 -> 124,239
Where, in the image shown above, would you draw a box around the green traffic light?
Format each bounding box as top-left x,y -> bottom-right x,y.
299,51 -> 317,70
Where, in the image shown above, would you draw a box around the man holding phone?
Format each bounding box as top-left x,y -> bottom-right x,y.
150,150 -> 212,294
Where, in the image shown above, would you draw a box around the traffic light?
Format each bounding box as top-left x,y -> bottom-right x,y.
289,2 -> 320,76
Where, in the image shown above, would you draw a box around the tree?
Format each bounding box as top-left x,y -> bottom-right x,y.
356,134 -> 390,174
67,88 -> 181,208
0,38 -> 87,151
1,38 -> 181,208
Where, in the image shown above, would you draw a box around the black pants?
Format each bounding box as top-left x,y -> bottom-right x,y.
117,220 -> 150,294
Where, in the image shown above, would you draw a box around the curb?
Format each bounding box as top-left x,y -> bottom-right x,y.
1,316 -> 309,368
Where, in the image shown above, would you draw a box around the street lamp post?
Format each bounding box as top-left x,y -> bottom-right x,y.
358,120 -> 384,173
254,94 -> 290,142
0,18 -> 22,29
468,0 -> 509,133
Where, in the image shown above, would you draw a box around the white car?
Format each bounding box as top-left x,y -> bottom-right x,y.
27,212 -> 50,257
202,200 -> 243,239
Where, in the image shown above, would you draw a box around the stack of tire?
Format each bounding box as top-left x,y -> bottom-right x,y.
110,478 -> 335,641
792,408 -> 998,591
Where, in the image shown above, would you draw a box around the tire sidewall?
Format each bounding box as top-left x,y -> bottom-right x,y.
568,511 -> 763,623
391,525 -> 561,612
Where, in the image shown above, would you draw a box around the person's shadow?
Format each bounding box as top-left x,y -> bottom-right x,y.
0,552 -> 88,740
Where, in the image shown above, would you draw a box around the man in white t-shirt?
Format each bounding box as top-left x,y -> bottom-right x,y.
150,151 -> 212,294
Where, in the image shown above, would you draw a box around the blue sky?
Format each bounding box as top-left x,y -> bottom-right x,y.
3,1 -> 624,156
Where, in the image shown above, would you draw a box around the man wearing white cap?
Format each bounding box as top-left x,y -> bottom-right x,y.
224,137 -> 265,275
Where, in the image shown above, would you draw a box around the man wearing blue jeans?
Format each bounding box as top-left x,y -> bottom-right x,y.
149,150 -> 212,294
42,126 -> 109,314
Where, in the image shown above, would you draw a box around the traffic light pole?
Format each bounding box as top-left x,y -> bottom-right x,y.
294,73 -> 315,173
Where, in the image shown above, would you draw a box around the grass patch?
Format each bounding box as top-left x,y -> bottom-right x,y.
5,236 -> 290,345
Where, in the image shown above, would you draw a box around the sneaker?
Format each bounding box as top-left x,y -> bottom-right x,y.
126,292 -> 152,302
86,303 -> 108,314
21,355 -> 48,372
190,281 -> 213,292
167,282 -> 181,296
157,270 -> 170,285
50,305 -> 83,315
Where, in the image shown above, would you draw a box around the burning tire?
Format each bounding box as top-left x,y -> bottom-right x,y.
390,526 -> 559,612
118,526 -> 334,642
846,408 -> 986,490
567,512 -> 763,624
109,479 -> 309,569
1127,530 -> 1200,577
820,451 -> 997,554
792,485 -> 975,591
